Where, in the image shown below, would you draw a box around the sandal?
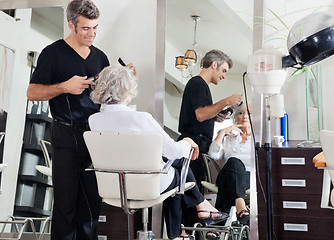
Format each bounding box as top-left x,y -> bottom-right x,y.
206,231 -> 220,240
236,209 -> 250,224
197,210 -> 229,227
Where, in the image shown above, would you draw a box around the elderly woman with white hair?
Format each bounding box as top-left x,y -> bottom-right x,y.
88,64 -> 228,240
208,103 -> 251,227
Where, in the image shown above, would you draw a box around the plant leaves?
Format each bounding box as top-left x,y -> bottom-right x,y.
290,68 -> 305,77
267,8 -> 290,32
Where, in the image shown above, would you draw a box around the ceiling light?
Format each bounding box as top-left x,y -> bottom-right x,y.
175,15 -> 200,78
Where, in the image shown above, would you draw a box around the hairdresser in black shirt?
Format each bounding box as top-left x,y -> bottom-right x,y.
27,1 -> 135,239
178,50 -> 242,228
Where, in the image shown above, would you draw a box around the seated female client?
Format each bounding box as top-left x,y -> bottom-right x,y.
208,103 -> 251,224
88,64 -> 228,240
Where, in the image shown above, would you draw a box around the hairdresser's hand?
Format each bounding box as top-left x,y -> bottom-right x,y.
216,112 -> 228,122
183,137 -> 199,160
126,63 -> 137,76
59,75 -> 93,95
226,94 -> 242,106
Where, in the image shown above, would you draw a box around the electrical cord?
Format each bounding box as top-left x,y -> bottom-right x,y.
242,72 -> 278,240
242,72 -> 267,204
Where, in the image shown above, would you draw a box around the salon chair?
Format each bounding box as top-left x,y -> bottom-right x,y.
84,131 -> 195,240
34,140 -> 53,235
318,130 -> 334,209
35,140 -> 52,178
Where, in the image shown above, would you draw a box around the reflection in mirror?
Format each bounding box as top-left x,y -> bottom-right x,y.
164,0 -> 254,237
0,5 -> 64,231
164,0 -> 253,134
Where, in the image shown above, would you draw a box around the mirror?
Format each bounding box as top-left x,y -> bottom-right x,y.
1,0 -> 255,235
0,1 -> 65,223
164,0 -> 254,233
164,0 -> 253,136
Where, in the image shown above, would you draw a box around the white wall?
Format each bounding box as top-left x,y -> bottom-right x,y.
94,0 -> 164,121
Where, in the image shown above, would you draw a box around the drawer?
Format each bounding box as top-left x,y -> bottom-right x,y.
258,215 -> 334,240
258,147 -> 321,171
257,193 -> 332,217
257,168 -> 323,195
257,150 -> 324,195
97,203 -> 142,240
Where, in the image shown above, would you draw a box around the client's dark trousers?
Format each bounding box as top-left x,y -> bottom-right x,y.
215,157 -> 250,212
51,120 -> 101,240
162,158 -> 204,239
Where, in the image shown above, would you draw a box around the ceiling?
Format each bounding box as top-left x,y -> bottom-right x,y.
1,0 -> 254,76
32,6 -> 64,30
0,0 -> 66,9
166,0 -> 254,75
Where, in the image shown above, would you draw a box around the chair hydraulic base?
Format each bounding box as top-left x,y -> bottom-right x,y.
0,216 -> 51,240
136,230 -> 155,240
182,221 -> 250,240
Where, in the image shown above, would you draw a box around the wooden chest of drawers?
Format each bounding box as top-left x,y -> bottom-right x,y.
257,141 -> 334,240
97,203 -> 142,240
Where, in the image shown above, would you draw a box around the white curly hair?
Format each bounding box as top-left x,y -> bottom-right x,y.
231,102 -> 247,123
90,64 -> 138,104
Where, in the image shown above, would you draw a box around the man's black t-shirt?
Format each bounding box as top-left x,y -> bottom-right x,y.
178,75 -> 215,141
30,39 -> 109,124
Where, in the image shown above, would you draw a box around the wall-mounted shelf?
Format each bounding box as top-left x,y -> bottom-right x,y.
14,206 -> 52,217
26,114 -> 52,123
15,105 -> 53,221
18,175 -> 52,187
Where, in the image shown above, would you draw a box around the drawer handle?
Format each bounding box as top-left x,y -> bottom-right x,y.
282,179 -> 306,187
281,157 -> 305,165
284,223 -> 308,232
283,201 -> 307,209
98,236 -> 107,240
98,215 -> 107,222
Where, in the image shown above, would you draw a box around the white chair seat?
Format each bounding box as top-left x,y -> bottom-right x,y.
35,165 -> 52,177
104,182 -> 195,210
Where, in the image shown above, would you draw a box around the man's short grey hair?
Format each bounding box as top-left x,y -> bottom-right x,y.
201,49 -> 233,69
90,65 -> 138,105
66,0 -> 100,27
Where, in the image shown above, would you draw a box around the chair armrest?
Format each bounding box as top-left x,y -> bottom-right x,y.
320,169 -> 334,209
39,140 -> 52,168
85,165 -> 165,174
202,153 -> 212,183
162,159 -> 174,173
202,153 -> 222,184
179,148 -> 194,194
0,132 -> 4,144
